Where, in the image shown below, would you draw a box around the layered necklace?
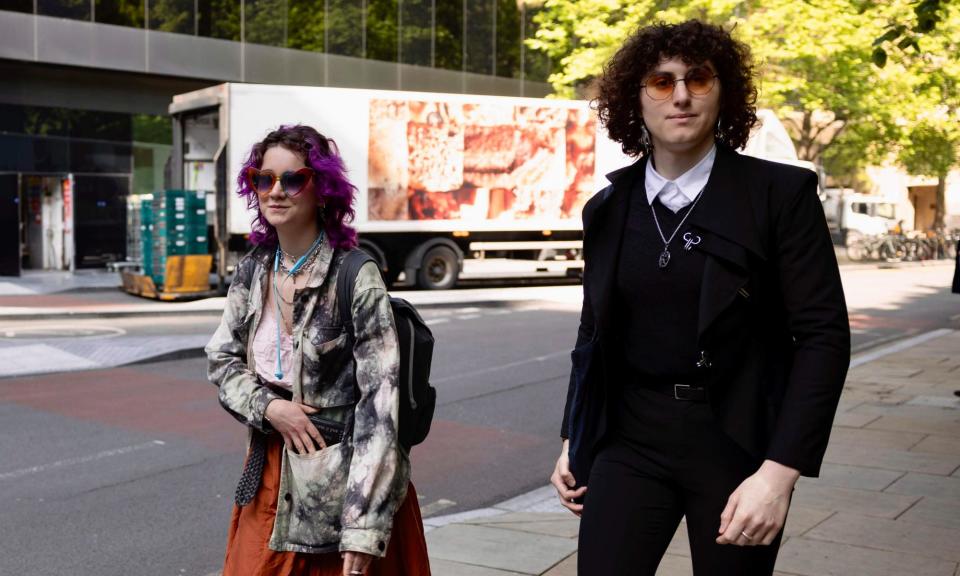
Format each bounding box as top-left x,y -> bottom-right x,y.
271,232 -> 324,380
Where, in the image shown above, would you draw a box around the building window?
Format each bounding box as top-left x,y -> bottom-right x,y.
0,0 -> 34,14
495,0 -> 519,78
197,0 -> 241,41
366,0 -> 397,62
286,0 -> 324,51
244,0 -> 287,46
327,0 -> 363,57
434,0 -> 461,71
400,0 -> 431,67
37,0 -> 91,20
95,0 -> 145,28
522,0 -> 550,83
464,0 -> 493,75
149,0 -> 195,34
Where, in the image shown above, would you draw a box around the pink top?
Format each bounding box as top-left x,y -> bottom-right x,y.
252,301 -> 294,390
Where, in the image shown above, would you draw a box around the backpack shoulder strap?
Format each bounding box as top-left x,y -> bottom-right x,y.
336,249 -> 377,338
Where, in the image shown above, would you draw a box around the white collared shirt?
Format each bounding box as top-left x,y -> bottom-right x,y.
645,145 -> 717,213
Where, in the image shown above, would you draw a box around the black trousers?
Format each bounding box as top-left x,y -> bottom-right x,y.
578,385 -> 786,576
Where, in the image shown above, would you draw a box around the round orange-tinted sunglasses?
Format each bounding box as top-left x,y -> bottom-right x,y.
641,67 -> 719,100
246,167 -> 314,197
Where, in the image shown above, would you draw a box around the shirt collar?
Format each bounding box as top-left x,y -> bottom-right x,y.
645,144 -> 717,205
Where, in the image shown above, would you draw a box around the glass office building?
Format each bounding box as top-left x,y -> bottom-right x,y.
0,0 -> 553,273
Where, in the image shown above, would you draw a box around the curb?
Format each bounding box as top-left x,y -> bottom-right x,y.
125,347 -> 209,366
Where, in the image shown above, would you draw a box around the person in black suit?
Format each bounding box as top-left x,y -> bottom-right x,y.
953,238 -> 959,294
550,20 -> 851,575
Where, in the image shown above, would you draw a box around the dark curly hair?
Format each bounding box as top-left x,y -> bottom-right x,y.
238,124 -> 358,250
595,20 -> 758,157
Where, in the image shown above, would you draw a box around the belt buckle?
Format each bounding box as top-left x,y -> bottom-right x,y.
673,384 -> 691,401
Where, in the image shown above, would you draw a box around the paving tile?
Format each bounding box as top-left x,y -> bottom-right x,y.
656,554 -> 693,576
912,435 -> 960,456
429,558 -> 528,576
885,473 -> 960,500
827,426 -> 925,450
491,519 -> 580,539
842,379 -> 907,393
466,512 -> 571,524
831,411 -> 881,428
541,552 -> 576,576
782,505 -> 835,538
791,484 -> 919,518
426,524 -> 577,575
775,537 -> 957,575
666,521 -> 690,558
494,486 -> 559,512
852,403 -> 960,419
899,496 -> 960,530
907,395 -> 960,409
424,508 -> 507,528
824,443 -> 960,475
798,463 -> 904,491
805,512 -> 960,562
866,415 -> 960,436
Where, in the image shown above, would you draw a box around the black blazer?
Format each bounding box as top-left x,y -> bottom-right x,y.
562,144 -> 850,478
953,240 -> 959,294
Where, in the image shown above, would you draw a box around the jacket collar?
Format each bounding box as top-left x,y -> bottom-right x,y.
602,145 -> 766,263
253,233 -> 336,290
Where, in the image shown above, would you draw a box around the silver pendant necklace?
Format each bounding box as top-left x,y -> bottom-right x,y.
649,187 -> 705,269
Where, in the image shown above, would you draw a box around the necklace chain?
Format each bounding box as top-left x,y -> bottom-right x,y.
278,240 -> 321,277
649,187 -> 705,269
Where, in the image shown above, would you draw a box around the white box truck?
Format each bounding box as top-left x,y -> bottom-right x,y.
168,83 -> 632,290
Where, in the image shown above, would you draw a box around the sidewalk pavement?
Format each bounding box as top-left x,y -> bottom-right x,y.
422,329 -> 960,576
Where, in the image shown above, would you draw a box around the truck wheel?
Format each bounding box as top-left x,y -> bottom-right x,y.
417,246 -> 459,290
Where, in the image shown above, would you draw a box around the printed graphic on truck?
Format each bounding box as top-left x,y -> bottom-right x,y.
367,98 -> 597,223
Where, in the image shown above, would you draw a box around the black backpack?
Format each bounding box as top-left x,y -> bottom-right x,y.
337,249 -> 436,450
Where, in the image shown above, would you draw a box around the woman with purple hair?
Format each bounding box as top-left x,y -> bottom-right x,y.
205,125 -> 430,575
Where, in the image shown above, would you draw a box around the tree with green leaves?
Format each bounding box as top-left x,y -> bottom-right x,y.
899,120 -> 960,229
870,0 -> 954,67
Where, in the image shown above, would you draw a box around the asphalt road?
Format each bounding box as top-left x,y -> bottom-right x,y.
1,263 -> 958,575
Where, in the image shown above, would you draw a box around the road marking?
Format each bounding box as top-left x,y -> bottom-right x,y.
425,318 -> 449,326
0,440 -> 166,481
433,350 -> 570,384
420,498 -> 457,517
850,329 -> 954,369
457,314 -> 482,320
486,309 -> 513,316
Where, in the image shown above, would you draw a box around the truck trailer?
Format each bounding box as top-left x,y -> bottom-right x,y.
167,83 -> 632,290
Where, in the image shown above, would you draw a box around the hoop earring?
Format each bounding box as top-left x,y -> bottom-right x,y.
640,122 -> 652,153
715,115 -> 723,142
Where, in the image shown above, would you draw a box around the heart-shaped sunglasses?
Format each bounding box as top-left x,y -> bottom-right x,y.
246,167 -> 314,198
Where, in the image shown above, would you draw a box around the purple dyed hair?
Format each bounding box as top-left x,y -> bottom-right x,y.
237,124 -> 358,250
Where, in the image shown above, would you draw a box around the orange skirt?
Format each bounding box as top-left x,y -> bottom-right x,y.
223,434 -> 431,576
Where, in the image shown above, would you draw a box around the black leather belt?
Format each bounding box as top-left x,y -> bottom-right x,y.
639,381 -> 709,402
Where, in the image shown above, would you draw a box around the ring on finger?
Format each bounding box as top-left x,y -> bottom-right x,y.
740,531 -> 754,541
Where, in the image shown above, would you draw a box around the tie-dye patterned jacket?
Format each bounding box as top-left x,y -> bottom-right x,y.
205,238 -> 408,557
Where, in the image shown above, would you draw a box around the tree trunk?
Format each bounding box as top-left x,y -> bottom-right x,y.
935,174 -> 947,230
